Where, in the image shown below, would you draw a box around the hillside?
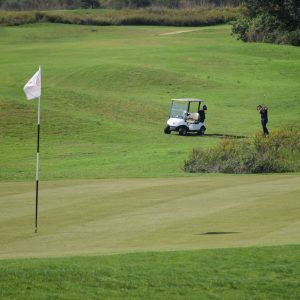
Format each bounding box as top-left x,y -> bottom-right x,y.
0,24 -> 299,181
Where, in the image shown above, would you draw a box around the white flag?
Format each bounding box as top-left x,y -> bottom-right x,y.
23,67 -> 41,100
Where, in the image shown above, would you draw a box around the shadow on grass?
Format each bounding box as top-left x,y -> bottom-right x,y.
178,133 -> 247,138
198,232 -> 241,235
205,133 -> 247,139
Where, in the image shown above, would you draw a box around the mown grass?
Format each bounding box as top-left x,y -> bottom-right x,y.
1,175 -> 299,259
0,23 -> 299,299
0,23 -> 299,181
0,245 -> 299,299
0,7 -> 238,26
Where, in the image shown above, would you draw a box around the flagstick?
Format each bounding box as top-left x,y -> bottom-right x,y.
35,96 -> 41,233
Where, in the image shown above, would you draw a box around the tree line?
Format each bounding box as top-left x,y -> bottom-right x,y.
100,0 -> 242,9
0,0 -> 99,10
0,0 -> 242,10
232,0 -> 300,45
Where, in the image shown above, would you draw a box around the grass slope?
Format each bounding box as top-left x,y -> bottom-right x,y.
1,245 -> 300,299
1,175 -> 299,259
0,24 -> 300,180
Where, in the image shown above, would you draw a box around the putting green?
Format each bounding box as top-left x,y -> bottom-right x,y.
1,174 -> 299,259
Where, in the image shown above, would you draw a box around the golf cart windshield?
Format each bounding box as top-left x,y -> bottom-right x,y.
170,101 -> 188,119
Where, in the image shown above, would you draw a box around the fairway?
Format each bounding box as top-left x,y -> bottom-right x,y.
0,24 -> 299,180
1,175 -> 299,259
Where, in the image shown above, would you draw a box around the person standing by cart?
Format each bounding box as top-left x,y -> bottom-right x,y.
198,105 -> 207,123
257,105 -> 269,136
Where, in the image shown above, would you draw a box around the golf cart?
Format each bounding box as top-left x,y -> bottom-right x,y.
164,98 -> 206,136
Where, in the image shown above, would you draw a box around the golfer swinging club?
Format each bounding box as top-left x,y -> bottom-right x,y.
257,105 -> 269,136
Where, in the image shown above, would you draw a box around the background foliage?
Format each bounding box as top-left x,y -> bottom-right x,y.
232,0 -> 300,46
0,6 -> 238,26
0,0 -> 242,10
0,0 -> 98,10
184,127 -> 300,173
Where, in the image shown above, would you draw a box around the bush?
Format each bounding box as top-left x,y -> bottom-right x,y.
280,29 -> 300,46
246,13 -> 285,43
184,127 -> 300,174
232,12 -> 290,44
232,0 -> 300,46
232,14 -> 250,41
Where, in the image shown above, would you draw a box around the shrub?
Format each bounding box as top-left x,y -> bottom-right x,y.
232,13 -> 250,41
232,0 -> 300,46
280,29 -> 300,46
246,13 -> 285,43
184,127 -> 300,174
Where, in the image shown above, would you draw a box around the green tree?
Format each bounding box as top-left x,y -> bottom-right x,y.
128,0 -> 150,8
81,0 -> 100,8
153,0 -> 179,8
244,0 -> 299,26
232,0 -> 300,45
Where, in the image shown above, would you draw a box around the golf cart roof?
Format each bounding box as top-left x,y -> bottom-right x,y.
172,98 -> 204,103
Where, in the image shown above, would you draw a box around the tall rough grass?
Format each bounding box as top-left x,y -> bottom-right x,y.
0,11 -> 39,25
0,7 -> 238,26
184,127 -> 300,174
0,0 -> 242,10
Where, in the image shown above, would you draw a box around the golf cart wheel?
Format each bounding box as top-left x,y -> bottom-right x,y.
179,126 -> 188,136
164,125 -> 171,134
198,126 -> 206,135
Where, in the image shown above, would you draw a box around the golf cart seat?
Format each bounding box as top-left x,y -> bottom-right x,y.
187,113 -> 199,124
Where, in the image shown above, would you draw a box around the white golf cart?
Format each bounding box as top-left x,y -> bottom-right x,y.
164,98 -> 206,136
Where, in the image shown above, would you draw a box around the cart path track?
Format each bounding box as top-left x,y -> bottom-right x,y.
159,29 -> 198,36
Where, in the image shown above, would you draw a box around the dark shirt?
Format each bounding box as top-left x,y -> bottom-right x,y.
198,110 -> 205,122
260,109 -> 268,122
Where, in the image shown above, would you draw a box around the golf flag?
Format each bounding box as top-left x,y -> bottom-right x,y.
23,67 -> 41,100
23,66 -> 42,233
